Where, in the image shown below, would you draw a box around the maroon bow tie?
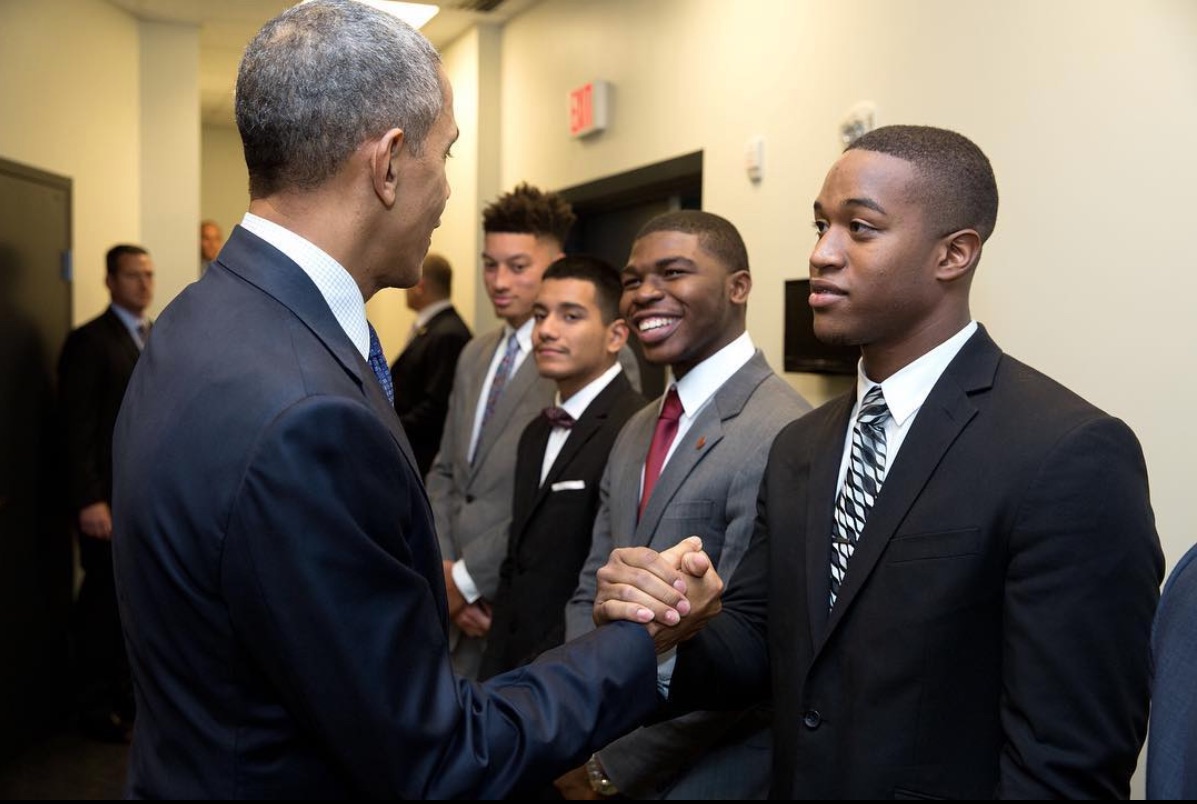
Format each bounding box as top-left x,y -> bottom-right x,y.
542,406 -> 575,429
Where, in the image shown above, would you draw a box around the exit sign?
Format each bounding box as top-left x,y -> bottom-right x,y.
568,80 -> 610,138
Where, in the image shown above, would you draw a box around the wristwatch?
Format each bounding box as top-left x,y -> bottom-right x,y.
585,753 -> 620,796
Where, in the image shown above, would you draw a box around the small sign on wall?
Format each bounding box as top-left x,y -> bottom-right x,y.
568,80 -> 610,138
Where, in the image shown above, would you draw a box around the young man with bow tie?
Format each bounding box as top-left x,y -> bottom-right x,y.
480,254 -> 646,682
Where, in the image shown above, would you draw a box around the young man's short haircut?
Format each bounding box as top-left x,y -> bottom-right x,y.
542,254 -> 623,324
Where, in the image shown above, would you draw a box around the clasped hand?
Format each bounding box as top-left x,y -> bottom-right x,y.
593,536 -> 723,654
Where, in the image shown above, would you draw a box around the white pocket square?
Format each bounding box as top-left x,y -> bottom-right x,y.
551,480 -> 586,492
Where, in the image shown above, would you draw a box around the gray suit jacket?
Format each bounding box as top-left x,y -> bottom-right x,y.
427,327 -> 556,678
566,350 -> 811,799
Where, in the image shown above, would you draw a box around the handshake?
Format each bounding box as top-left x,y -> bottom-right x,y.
593,536 -> 724,654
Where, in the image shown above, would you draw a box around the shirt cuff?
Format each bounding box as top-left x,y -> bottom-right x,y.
451,559 -> 481,604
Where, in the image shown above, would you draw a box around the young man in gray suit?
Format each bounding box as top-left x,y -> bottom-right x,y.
561,211 -> 812,799
427,184 -> 576,679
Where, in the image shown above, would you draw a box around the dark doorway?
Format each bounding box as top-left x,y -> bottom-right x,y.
0,156 -> 74,762
560,151 -> 702,400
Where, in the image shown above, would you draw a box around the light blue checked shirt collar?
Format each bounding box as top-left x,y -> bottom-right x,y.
241,212 -> 369,360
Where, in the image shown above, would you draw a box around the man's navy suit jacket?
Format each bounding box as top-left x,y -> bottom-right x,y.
111,226 -> 658,799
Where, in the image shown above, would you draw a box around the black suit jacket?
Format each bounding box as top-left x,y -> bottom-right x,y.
671,326 -> 1163,799
57,306 -> 141,572
111,225 -> 659,799
390,305 -> 471,477
480,373 -> 646,680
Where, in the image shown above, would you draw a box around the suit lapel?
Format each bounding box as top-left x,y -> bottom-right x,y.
510,416 -> 552,544
459,329 -> 501,467
804,394 -> 855,644
634,353 -> 771,542
542,374 -> 630,490
615,412 -> 655,546
470,351 -> 541,476
817,329 -> 1000,648
101,307 -> 142,365
217,226 -> 424,491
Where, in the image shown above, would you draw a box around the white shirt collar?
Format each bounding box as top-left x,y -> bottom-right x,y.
507,317 -> 535,355
671,331 -> 755,418
109,303 -> 147,331
556,362 -> 623,421
858,321 -> 978,426
414,299 -> 453,329
241,212 -> 369,359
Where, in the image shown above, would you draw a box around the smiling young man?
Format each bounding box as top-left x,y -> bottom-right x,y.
480,255 -> 646,682
610,125 -> 1163,799
561,211 -> 812,800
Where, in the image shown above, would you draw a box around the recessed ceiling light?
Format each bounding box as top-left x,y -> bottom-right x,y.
353,1 -> 441,29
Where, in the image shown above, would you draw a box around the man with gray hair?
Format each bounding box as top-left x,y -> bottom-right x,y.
110,1 -> 719,798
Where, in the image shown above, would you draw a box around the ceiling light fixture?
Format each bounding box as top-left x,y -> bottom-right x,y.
354,1 -> 441,29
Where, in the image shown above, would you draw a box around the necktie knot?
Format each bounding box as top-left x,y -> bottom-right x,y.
857,386 -> 889,428
639,387 -> 684,519
366,322 -> 394,405
543,406 -> 575,429
829,384 -> 890,609
659,387 -> 683,421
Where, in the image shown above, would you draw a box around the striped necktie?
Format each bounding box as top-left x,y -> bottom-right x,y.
829,385 -> 890,609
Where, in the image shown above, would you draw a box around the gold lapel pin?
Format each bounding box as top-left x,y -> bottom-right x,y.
695,436 -> 706,450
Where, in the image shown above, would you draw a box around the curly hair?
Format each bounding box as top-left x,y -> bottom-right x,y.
481,183 -> 577,248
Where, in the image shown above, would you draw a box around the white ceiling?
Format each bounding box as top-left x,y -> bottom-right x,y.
104,0 -> 537,128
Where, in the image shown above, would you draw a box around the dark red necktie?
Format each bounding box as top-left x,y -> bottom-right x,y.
639,387 -> 683,519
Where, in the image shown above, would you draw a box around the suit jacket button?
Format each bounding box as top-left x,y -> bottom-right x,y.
802,709 -> 821,729
465,494 -> 475,503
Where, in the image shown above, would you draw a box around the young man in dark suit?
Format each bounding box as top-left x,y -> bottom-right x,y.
480,255 -> 646,681
600,125 -> 1164,799
390,252 -> 471,477
57,243 -> 154,743
110,2 -> 718,798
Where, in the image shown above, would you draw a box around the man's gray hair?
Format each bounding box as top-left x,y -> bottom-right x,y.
236,0 -> 443,198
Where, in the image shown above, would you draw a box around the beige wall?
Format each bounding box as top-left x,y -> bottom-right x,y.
0,0 -> 201,322
487,0 -> 1197,576
0,0 -> 142,322
200,124 -> 247,268
139,19 -> 200,309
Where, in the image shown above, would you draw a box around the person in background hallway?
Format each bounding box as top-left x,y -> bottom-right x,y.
389,251 -> 471,477
602,125 -> 1163,799
479,255 -> 646,684
57,243 -> 154,744
560,211 -> 812,800
428,183 -> 575,679
200,220 -> 223,277
109,2 -> 719,798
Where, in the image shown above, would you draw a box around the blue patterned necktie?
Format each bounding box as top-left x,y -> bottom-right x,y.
367,322 -> 394,405
829,385 -> 890,609
480,333 -> 519,431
